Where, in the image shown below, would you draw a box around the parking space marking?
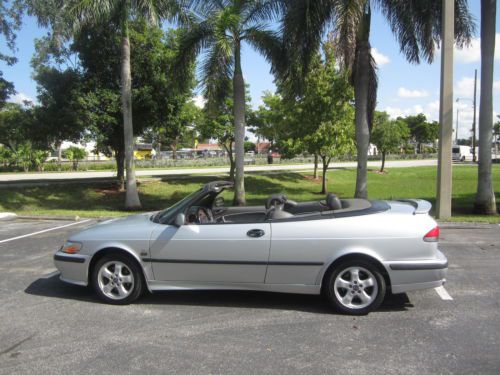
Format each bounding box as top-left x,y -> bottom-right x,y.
435,286 -> 453,300
0,219 -> 92,244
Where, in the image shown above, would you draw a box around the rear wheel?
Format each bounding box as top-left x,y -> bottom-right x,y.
91,254 -> 144,305
324,260 -> 386,315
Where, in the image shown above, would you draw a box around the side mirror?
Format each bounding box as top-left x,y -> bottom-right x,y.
174,213 -> 185,227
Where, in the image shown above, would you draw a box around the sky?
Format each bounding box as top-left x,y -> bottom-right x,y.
1,1 -> 499,141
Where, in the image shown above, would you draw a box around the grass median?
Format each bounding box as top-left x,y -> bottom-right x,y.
0,165 -> 498,222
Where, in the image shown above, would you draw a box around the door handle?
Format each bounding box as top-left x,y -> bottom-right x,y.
247,229 -> 265,238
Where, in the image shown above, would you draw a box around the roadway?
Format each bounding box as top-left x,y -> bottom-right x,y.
0,159 -> 438,182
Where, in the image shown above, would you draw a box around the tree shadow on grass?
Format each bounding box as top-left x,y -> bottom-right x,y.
25,274 -> 413,315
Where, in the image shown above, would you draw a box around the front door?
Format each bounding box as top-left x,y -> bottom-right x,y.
149,222 -> 271,283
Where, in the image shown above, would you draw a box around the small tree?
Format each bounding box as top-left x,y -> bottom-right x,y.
305,120 -> 355,194
63,146 -> 87,170
371,112 -> 409,172
281,45 -> 355,194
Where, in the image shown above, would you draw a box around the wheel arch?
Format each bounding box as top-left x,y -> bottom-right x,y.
88,246 -> 151,292
317,250 -> 391,293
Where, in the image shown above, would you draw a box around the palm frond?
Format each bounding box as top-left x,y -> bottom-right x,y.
242,0 -> 285,25
376,0 -> 475,64
243,25 -> 286,77
331,0 -> 364,70
201,43 -> 234,106
280,0 -> 336,91
69,0 -> 122,31
174,20 -> 215,86
367,50 -> 378,130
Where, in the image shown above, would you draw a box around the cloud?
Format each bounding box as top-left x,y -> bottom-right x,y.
452,76 -> 500,98
397,87 -> 429,98
385,104 -> 427,119
455,34 -> 500,63
371,48 -> 390,67
193,94 -> 206,108
9,92 -> 34,106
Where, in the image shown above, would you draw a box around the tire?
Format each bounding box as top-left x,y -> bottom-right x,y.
91,253 -> 144,305
324,260 -> 386,315
461,156 -> 465,162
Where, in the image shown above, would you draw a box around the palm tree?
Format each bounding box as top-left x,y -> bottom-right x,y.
280,0 -> 474,198
69,0 -> 184,209
475,0 -> 497,215
176,0 -> 283,206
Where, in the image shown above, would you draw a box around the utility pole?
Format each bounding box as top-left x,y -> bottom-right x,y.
472,68 -> 478,162
455,108 -> 459,143
436,0 -> 454,220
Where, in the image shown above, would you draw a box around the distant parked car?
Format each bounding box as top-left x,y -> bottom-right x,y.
54,181 -> 447,315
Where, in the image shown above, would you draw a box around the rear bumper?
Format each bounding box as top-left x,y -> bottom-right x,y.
385,250 -> 448,294
54,251 -> 89,286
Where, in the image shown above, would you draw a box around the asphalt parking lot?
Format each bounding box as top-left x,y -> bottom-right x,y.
0,219 -> 499,374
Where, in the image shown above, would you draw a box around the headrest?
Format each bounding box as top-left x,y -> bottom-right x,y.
326,193 -> 342,210
265,194 -> 287,209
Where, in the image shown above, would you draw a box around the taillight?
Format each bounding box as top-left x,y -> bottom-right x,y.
423,226 -> 440,242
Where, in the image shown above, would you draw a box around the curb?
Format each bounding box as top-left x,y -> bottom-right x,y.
16,214 -> 82,221
0,212 -> 17,221
438,221 -> 495,229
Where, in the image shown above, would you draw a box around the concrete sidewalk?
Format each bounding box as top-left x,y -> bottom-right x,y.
0,159 -> 438,183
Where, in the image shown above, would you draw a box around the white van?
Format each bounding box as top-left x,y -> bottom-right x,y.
452,145 -> 473,162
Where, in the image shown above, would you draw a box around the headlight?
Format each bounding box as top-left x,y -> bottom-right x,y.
61,241 -> 82,254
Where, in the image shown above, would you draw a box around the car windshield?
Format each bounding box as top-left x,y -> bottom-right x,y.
152,189 -> 202,223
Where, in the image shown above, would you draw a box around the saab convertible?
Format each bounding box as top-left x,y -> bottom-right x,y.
54,181 -> 447,314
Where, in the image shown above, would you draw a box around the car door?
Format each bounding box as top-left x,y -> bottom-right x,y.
149,222 -> 271,283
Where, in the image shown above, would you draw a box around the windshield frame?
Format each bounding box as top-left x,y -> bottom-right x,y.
153,188 -> 203,224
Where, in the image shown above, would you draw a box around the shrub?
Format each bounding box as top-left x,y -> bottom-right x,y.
62,146 -> 88,170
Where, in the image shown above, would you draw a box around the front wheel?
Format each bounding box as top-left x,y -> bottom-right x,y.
324,260 -> 386,315
91,254 -> 144,305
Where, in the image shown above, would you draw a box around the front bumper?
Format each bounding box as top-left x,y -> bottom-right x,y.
53,251 -> 90,286
385,249 -> 448,294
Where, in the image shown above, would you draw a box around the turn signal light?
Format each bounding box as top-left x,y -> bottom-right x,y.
423,226 -> 440,242
61,241 -> 82,254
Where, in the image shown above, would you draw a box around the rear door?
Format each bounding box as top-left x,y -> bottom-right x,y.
149,222 -> 271,283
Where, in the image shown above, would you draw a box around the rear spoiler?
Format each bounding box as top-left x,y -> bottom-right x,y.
397,199 -> 432,215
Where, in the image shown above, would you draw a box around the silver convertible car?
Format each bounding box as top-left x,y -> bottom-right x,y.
54,181 -> 447,314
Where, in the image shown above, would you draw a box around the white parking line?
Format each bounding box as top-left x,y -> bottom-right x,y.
0,219 -> 92,244
435,286 -> 453,300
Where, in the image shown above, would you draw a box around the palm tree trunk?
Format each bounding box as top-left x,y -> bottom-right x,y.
354,39 -> 371,198
115,147 -> 125,191
121,23 -> 141,209
233,40 -> 246,206
475,0 -> 497,215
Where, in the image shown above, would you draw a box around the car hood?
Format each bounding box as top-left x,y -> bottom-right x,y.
69,212 -> 158,242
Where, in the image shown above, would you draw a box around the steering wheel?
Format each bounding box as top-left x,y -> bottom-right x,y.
197,207 -> 214,224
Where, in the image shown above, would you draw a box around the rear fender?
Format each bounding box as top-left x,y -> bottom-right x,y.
315,247 -> 389,285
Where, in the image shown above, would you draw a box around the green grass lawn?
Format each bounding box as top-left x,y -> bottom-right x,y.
0,165 -> 498,222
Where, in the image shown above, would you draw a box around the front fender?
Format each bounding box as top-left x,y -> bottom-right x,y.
88,241 -> 154,292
